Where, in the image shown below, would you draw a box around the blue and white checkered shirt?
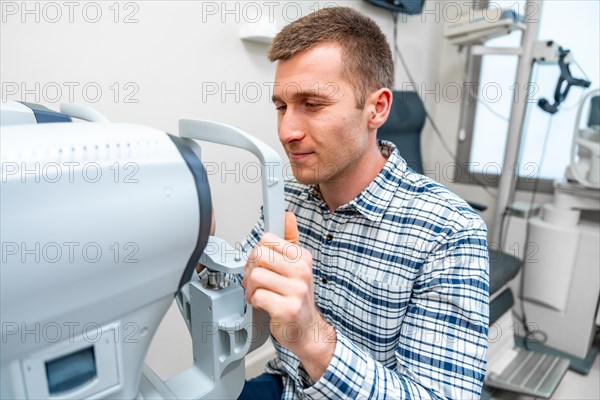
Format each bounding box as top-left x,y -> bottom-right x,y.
241,141 -> 489,399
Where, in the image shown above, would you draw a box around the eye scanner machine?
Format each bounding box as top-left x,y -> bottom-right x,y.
0,101 -> 284,399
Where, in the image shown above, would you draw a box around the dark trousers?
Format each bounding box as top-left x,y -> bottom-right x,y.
237,373 -> 284,400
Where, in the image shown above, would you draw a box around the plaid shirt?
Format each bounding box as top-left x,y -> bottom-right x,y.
240,141 -> 489,399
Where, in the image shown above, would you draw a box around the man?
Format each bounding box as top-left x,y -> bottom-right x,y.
237,6 -> 489,399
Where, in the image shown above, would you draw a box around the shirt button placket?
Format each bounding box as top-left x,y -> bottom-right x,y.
321,219 -> 338,297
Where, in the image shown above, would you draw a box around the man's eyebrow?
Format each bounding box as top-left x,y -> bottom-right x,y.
271,90 -> 335,103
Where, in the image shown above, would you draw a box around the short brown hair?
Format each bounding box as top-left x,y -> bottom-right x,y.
268,7 -> 394,109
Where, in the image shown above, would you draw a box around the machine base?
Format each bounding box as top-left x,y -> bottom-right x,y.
485,348 -> 570,399
515,333 -> 600,375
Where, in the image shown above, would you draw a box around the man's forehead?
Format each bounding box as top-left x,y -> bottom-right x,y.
272,43 -> 348,100
274,44 -> 343,81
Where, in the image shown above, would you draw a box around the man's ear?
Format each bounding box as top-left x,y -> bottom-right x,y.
367,88 -> 393,131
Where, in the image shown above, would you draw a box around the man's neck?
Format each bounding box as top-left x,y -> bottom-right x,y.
319,145 -> 388,212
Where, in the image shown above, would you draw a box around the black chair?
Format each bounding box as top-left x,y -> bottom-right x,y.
378,91 -> 426,175
378,91 -> 522,298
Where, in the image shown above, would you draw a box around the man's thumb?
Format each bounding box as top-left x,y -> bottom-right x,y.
285,211 -> 299,244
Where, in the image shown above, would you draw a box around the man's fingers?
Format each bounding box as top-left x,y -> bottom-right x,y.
249,288 -> 284,317
285,211 -> 299,244
254,212 -> 301,261
248,244 -> 305,278
242,246 -> 261,288
245,264 -> 302,301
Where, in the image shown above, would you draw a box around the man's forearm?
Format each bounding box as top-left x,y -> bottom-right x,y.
295,317 -> 337,383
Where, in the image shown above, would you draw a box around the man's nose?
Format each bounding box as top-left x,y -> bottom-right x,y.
278,109 -> 306,144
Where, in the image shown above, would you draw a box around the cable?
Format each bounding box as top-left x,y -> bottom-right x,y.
475,95 -> 510,122
511,308 -> 523,321
561,89 -> 588,112
573,59 -> 591,81
517,114 -> 554,349
392,12 -> 497,199
460,76 -> 510,122
392,13 -> 458,159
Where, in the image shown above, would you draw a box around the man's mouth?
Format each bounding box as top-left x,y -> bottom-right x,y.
289,152 -> 314,162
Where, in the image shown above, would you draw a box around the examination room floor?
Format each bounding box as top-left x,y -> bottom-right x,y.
490,353 -> 600,399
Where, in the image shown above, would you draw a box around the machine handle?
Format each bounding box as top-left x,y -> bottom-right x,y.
60,102 -> 110,122
174,119 -> 282,397
179,119 -> 285,238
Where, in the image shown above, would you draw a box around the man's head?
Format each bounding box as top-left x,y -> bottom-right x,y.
268,7 -> 394,109
269,7 -> 394,189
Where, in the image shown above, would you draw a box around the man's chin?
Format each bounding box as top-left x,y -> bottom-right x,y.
290,165 -> 338,185
290,166 -> 319,185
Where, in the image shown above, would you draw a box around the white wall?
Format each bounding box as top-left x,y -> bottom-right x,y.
1,0 -> 484,381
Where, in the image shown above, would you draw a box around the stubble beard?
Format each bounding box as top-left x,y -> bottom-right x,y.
291,158 -> 340,185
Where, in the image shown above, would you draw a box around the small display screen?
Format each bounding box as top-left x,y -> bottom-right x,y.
45,346 -> 97,394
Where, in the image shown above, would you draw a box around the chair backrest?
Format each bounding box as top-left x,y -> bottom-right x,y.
377,91 -> 426,174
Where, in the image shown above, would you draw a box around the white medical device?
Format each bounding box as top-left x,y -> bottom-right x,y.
444,8 -> 525,46
567,89 -> 600,188
0,101 -> 285,399
516,90 -> 600,372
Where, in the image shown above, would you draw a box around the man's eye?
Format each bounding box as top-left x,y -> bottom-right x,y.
305,102 -> 322,109
275,105 -> 287,112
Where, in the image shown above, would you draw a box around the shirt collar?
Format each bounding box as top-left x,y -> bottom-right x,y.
304,140 -> 406,222
349,140 -> 406,222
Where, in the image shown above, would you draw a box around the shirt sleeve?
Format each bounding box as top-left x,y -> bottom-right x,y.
301,216 -> 490,400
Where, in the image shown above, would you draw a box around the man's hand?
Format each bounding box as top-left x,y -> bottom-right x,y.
243,212 -> 336,383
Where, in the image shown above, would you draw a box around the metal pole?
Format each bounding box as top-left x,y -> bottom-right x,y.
457,46 -> 474,143
490,0 -> 543,245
